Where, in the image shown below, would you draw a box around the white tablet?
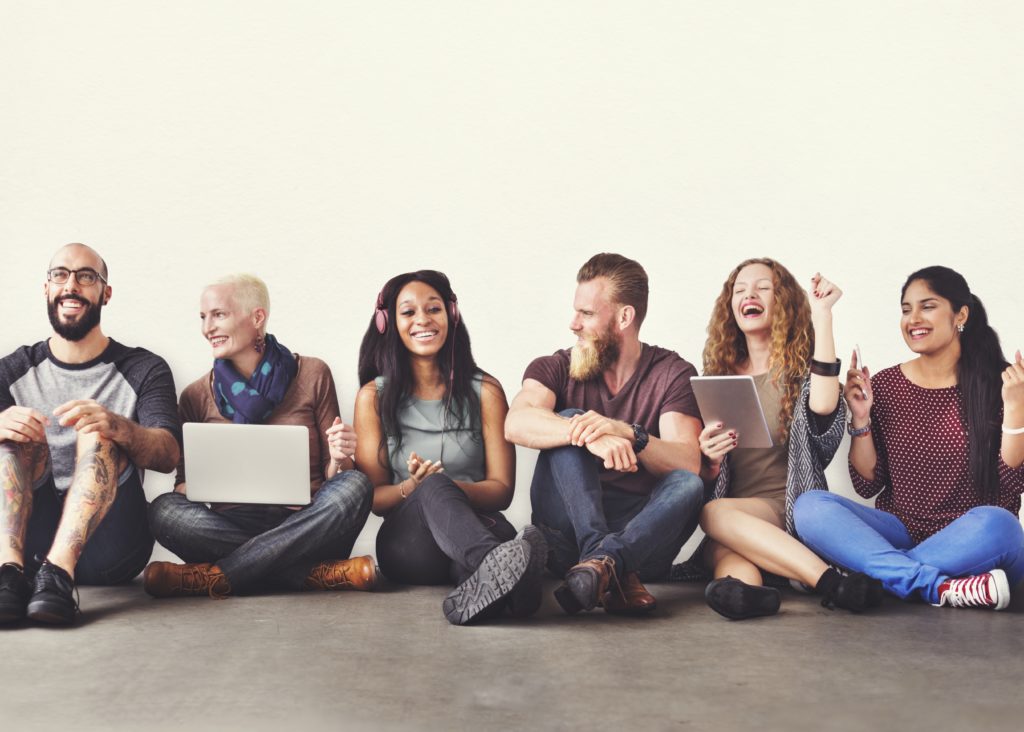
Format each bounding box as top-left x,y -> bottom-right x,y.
690,375 -> 774,448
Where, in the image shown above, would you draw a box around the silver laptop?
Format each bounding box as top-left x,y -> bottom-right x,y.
183,423 -> 311,505
690,375 -> 774,448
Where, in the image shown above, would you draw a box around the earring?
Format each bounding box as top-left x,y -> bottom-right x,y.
957,323 -> 965,333
254,333 -> 266,353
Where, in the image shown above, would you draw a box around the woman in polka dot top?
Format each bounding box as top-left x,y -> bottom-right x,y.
795,266 -> 1024,610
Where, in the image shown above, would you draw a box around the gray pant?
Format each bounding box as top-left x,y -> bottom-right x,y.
148,470 -> 373,593
375,473 -> 516,586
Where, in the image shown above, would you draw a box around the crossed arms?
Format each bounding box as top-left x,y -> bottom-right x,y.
504,378 -> 701,476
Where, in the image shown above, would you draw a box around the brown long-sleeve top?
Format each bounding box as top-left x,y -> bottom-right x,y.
175,355 -> 340,504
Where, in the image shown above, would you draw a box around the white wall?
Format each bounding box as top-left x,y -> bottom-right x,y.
3,2 -> 1022,560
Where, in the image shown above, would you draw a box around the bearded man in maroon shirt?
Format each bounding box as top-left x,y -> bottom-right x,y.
505,253 -> 704,615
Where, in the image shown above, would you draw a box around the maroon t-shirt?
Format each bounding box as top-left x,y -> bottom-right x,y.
850,365 -> 1024,543
523,344 -> 700,496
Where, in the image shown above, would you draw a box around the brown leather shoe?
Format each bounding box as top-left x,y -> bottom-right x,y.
143,562 -> 231,599
554,555 -> 617,614
305,555 -> 379,591
602,571 -> 657,615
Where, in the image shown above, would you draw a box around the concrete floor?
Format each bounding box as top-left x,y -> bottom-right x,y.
3,575 -> 1023,732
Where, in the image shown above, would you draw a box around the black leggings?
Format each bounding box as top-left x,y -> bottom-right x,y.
375,473 -> 515,585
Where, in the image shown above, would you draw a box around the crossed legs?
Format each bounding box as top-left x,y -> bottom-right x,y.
531,444 -> 703,580
700,497 -> 830,587
147,469 -> 374,595
794,491 -> 1024,604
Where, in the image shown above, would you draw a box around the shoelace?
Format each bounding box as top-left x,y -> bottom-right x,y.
943,575 -> 992,608
0,563 -> 25,591
37,561 -> 81,615
308,562 -> 353,589
181,565 -> 214,593
594,556 -> 624,603
178,566 -> 229,599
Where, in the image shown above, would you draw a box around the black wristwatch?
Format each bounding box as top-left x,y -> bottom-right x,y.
631,423 -> 649,454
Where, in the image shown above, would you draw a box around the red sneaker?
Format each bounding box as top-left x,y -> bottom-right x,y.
933,569 -> 1010,610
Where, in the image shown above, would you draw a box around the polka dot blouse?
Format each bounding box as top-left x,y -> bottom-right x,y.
849,365 -> 1024,543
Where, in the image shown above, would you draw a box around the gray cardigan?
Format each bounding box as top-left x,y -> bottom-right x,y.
670,376 -> 846,581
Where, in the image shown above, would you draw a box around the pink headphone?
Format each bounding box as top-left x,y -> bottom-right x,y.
374,287 -> 460,335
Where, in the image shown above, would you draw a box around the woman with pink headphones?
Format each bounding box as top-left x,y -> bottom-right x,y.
354,270 -> 546,625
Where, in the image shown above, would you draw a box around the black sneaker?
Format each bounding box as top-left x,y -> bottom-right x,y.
705,576 -> 782,620
507,525 -> 547,619
26,560 -> 79,625
0,563 -> 31,624
442,538 -> 530,626
825,571 -> 884,613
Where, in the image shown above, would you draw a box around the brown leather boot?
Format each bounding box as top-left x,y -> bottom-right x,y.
305,555 -> 379,591
554,556 -> 617,614
143,562 -> 231,599
602,571 -> 657,615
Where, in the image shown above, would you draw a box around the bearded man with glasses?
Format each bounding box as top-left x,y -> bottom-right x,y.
0,243 -> 180,625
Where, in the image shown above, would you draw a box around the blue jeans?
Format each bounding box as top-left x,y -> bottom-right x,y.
148,470 -> 373,593
794,491 -> 1024,603
24,472 -> 153,585
530,438 -> 704,581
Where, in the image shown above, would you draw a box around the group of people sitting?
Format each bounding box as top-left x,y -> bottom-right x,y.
1,243 -> 1021,627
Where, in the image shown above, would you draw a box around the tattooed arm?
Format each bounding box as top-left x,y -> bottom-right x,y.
53,399 -> 179,473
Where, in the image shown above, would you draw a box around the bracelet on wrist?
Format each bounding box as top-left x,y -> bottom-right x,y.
399,480 -> 409,499
1002,424 -> 1024,435
810,358 -> 842,377
847,420 -> 871,438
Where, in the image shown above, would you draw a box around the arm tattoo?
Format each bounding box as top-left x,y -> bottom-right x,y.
23,442 -> 50,484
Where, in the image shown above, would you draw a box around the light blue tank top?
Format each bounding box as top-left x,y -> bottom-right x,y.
375,374 -> 486,483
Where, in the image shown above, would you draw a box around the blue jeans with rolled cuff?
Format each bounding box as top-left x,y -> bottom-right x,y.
148,469 -> 373,593
530,412 -> 704,580
793,491 -> 1024,604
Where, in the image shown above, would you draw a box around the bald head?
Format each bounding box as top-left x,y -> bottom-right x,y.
50,243 -> 108,281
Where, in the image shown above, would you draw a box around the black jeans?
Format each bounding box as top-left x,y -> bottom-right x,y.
24,472 -> 154,585
376,473 -> 516,586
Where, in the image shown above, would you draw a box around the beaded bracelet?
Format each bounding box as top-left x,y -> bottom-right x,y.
847,421 -> 872,438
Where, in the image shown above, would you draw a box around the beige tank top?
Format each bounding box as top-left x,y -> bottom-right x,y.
728,371 -> 788,502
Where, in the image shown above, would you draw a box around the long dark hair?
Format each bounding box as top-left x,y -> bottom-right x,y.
901,266 -> 1007,502
357,270 -> 483,471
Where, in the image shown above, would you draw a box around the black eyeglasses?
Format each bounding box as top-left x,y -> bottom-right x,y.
47,267 -> 107,286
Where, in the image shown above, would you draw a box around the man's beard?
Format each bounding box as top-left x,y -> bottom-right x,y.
568,326 -> 621,381
48,295 -> 103,342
